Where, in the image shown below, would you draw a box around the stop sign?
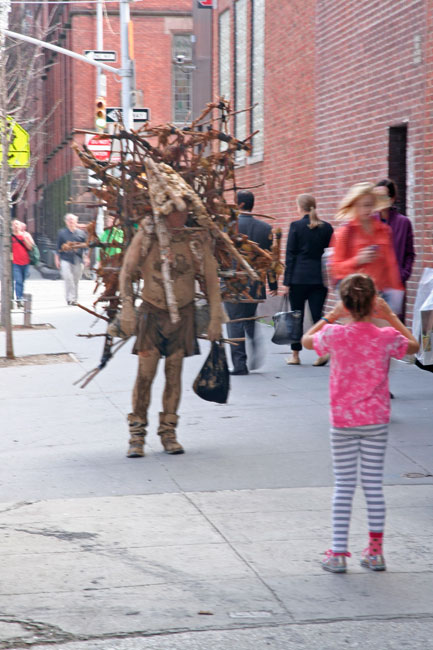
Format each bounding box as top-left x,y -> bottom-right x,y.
86,136 -> 112,162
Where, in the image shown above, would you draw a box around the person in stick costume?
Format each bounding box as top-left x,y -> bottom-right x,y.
118,160 -> 224,457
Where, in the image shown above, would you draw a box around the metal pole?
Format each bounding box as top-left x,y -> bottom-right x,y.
96,0 -> 104,97
2,28 -> 121,75
96,0 -> 105,241
119,0 -> 132,132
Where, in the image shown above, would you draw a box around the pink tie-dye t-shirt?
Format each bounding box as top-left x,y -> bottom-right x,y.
313,322 -> 408,427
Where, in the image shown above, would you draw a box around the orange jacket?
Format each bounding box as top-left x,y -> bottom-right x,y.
331,218 -> 403,291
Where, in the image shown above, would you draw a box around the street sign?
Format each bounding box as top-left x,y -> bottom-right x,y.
85,135 -> 122,164
106,107 -> 151,124
132,108 -> 150,122
0,118 -> 30,168
84,50 -> 117,62
106,107 -> 122,123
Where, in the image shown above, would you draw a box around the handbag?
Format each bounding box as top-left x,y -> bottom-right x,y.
271,296 -> 303,345
193,341 -> 230,404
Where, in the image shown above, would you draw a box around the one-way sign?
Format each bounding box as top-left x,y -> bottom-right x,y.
84,50 -> 117,62
106,107 -> 122,123
106,107 -> 151,123
132,108 -> 150,122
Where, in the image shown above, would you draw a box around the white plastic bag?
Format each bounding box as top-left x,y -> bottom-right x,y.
412,268 -> 433,366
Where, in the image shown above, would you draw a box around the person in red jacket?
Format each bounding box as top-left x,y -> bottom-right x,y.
11,219 -> 34,308
331,183 -> 403,312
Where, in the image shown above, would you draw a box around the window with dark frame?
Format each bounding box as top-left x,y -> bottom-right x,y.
172,34 -> 192,124
234,0 -> 247,144
388,125 -> 408,215
250,0 -> 265,156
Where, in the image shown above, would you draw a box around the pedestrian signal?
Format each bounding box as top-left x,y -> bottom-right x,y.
95,97 -> 107,129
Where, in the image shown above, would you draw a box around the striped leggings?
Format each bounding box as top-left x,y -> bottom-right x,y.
330,425 -> 388,553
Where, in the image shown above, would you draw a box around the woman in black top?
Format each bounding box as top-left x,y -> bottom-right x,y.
283,194 -> 334,365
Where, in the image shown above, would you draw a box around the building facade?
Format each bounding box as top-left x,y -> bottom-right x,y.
18,0 -> 193,255
213,0 -> 433,321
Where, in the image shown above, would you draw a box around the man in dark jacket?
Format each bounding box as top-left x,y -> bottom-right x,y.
224,191 -> 277,375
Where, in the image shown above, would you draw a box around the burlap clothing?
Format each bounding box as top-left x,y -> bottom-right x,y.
119,223 -> 223,435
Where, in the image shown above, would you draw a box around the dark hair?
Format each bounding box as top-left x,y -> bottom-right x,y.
376,179 -> 397,199
339,274 -> 377,321
237,190 -> 255,212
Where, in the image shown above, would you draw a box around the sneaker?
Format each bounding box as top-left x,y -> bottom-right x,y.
360,548 -> 386,571
321,549 -> 351,573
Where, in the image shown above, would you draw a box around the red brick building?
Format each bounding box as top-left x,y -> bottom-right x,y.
213,0 -> 433,320
19,0 -> 192,256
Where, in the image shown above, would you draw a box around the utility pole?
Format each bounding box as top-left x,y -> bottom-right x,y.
96,0 -> 105,98
95,0 -> 105,240
120,0 -> 133,132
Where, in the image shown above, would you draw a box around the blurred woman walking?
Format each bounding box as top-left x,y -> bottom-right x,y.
331,182 -> 403,312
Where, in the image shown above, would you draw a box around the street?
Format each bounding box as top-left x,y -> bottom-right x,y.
0,274 -> 432,649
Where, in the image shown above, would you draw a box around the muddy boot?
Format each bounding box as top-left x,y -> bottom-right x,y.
126,413 -> 147,458
157,412 -> 184,455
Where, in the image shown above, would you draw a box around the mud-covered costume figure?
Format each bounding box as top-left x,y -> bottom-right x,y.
119,206 -> 223,457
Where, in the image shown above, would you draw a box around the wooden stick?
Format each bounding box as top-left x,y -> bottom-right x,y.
76,303 -> 110,322
197,335 -> 244,346
227,315 -> 270,323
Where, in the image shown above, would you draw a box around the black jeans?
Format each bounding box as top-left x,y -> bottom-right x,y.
289,284 -> 328,351
224,302 -> 258,371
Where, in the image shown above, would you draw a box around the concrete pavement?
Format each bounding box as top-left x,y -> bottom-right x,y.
0,274 -> 432,649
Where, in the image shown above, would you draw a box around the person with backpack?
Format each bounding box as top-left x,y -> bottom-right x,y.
11,219 -> 34,308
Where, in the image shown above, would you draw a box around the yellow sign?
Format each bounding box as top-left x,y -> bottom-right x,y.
0,118 -> 30,168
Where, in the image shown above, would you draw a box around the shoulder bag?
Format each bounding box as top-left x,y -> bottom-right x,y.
271,296 -> 303,345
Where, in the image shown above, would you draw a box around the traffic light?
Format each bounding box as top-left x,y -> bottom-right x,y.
95,96 -> 106,129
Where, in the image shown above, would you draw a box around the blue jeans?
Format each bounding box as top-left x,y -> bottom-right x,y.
13,263 -> 29,300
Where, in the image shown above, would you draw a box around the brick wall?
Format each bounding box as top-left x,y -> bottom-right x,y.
213,0 -> 432,324
29,1 -> 192,235
315,0 -> 426,318
213,0 -> 317,244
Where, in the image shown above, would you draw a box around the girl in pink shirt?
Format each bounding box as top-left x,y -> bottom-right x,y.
302,274 -> 419,573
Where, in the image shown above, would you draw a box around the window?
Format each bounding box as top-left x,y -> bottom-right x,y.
234,0 -> 248,144
219,10 -> 231,100
173,34 -> 192,124
388,125 -> 407,214
251,0 -> 265,157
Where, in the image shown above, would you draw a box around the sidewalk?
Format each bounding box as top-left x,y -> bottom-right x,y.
0,275 -> 432,649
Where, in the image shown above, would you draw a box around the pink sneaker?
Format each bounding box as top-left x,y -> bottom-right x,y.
321,549 -> 351,573
360,548 -> 386,571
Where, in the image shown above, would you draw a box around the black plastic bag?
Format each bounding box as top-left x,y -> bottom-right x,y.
193,341 -> 230,404
271,297 -> 303,345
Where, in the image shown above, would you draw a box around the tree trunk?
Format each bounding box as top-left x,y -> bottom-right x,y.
0,7 -> 14,359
